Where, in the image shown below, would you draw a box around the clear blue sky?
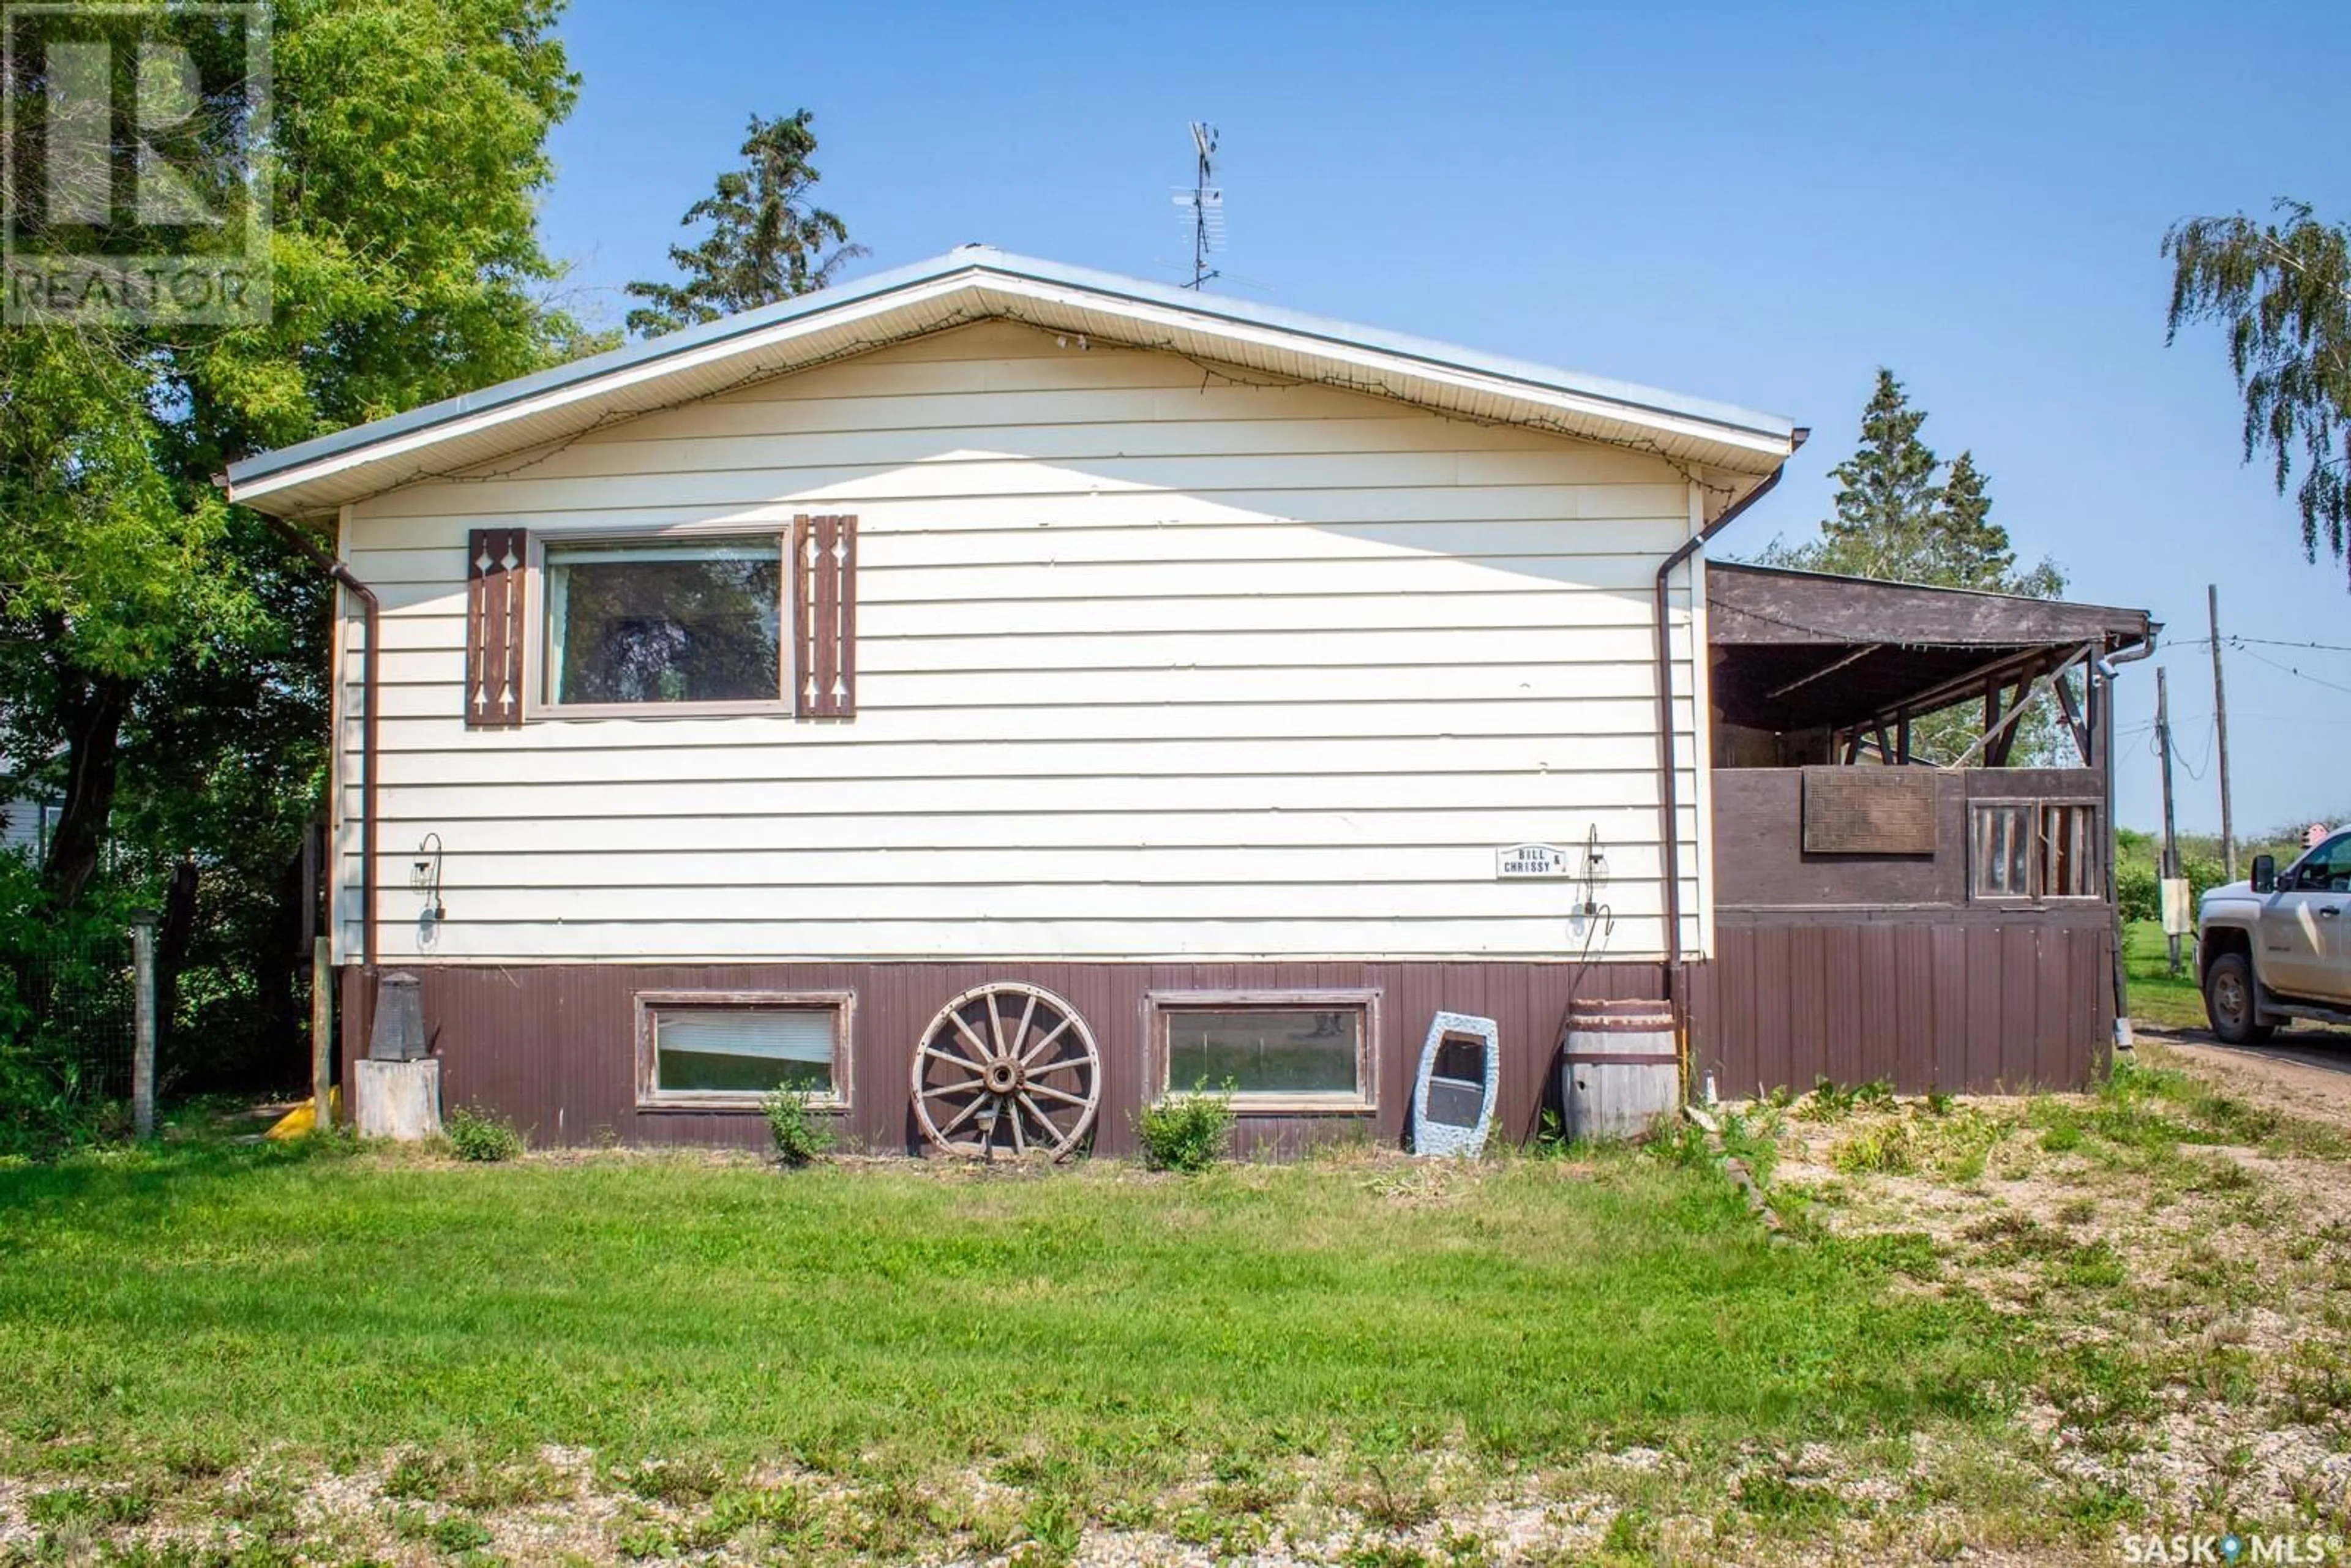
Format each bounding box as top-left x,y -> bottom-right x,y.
536,1 -> 2349,841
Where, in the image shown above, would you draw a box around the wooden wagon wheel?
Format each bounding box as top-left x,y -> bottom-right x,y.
910,982 -> 1100,1158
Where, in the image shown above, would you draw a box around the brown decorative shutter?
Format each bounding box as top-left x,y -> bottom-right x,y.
465,527 -> 528,727
793,513 -> 857,718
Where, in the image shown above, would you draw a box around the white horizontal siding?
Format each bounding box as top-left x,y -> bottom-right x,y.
343,486 -> 1689,545
358,454 -> 1677,518
351,807 -> 1684,855
351,524 -> 1699,585
0,797 -> 48,858
340,773 -> 1703,823
336,320 -> 1708,963
347,696 -> 1692,754
351,727 -> 1700,789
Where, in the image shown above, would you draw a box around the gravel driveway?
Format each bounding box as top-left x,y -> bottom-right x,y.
2138,1020 -> 2351,1122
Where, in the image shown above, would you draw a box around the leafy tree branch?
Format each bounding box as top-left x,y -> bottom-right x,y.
2164,199 -> 2351,583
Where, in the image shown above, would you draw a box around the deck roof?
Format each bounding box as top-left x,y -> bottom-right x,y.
1708,562 -> 2154,734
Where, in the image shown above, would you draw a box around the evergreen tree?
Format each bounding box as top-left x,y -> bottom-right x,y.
624,110 -> 865,338
1754,370 -> 2071,763
1761,369 -> 2061,598
2165,200 -> 2351,585
1807,369 -> 1943,580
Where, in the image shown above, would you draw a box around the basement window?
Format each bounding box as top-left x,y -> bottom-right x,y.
636,992 -> 852,1109
1148,991 -> 1378,1111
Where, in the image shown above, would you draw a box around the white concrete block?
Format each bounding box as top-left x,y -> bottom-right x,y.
354,1058 -> 442,1141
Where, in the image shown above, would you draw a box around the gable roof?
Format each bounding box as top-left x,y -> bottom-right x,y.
223,247 -> 1802,519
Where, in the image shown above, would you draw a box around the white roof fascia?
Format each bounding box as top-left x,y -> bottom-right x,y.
225,271 -> 986,511
226,251 -> 1800,517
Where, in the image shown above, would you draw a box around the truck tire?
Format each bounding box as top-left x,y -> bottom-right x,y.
2203,951 -> 2274,1045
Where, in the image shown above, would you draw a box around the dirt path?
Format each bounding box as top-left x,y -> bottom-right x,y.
2137,1021 -> 2351,1122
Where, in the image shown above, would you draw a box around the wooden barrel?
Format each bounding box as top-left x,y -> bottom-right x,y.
1561,999 -> 1681,1142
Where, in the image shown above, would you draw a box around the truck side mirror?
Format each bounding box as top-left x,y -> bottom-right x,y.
2252,854 -> 2277,894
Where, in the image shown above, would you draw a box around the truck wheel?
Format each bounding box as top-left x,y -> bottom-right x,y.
2203,952 -> 2274,1045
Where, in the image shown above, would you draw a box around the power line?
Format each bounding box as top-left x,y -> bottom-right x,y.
2177,719 -> 2215,782
2234,643 -> 2351,697
2165,633 -> 2351,656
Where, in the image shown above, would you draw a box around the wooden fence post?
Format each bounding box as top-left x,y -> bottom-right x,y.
129,910 -> 157,1140
311,936 -> 334,1130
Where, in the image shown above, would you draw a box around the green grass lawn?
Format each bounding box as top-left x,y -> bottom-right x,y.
0,1138 -> 2008,1491
2124,918 -> 2207,1030
12,1073 -> 2345,1564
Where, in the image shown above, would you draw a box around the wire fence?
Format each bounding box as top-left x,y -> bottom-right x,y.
2,925 -> 137,1103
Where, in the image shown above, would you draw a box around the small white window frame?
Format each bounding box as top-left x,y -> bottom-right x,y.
634,989 -> 854,1113
528,530 -> 796,721
1145,989 -> 1380,1114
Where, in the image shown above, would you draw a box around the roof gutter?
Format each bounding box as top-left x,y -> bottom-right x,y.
1653,440 -> 1804,972
2097,628 -> 2155,1045
256,512 -> 381,969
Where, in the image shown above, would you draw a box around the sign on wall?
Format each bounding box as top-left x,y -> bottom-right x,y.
1496,844 -> 1573,879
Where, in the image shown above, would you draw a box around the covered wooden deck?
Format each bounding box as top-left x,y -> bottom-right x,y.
1689,564 -> 2154,1095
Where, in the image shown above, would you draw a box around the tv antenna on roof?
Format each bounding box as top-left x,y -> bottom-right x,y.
1172,121 -> 1223,289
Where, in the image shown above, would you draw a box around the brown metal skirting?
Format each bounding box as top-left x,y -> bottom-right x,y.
1685,917 -> 2112,1095
341,958 -> 1671,1155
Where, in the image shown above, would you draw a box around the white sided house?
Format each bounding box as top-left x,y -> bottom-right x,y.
227,250 -> 2140,1154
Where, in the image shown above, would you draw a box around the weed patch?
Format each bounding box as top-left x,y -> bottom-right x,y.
442,1104 -> 524,1163
763,1088 -> 834,1168
1135,1082 -> 1236,1172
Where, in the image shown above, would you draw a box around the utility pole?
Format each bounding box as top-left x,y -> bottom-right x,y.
2208,584 -> 2237,881
130,910 -> 157,1140
2156,667 -> 2182,977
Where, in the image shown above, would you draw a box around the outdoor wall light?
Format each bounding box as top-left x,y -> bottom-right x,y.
1580,825 -> 1610,921
411,833 -> 446,923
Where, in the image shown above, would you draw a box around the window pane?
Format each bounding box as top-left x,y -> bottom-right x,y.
1972,805 -> 2032,898
654,1007 -> 834,1095
1168,1009 -> 1361,1097
2304,834 -> 2351,891
548,539 -> 781,704
2041,805 -> 2098,897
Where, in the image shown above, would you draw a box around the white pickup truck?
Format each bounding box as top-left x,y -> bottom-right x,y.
2199,830 -> 2351,1043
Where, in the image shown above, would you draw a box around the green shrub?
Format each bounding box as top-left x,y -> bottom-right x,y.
443,1104 -> 523,1163
762,1087 -> 834,1167
2116,861 -> 2157,925
0,850 -> 141,1160
1136,1081 -> 1235,1172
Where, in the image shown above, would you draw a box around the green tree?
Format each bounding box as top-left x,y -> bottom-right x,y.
2164,200 -> 2351,585
625,109 -> 864,338
1754,370 -> 2069,763
1761,370 -> 2061,598
1,0 -> 586,1076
